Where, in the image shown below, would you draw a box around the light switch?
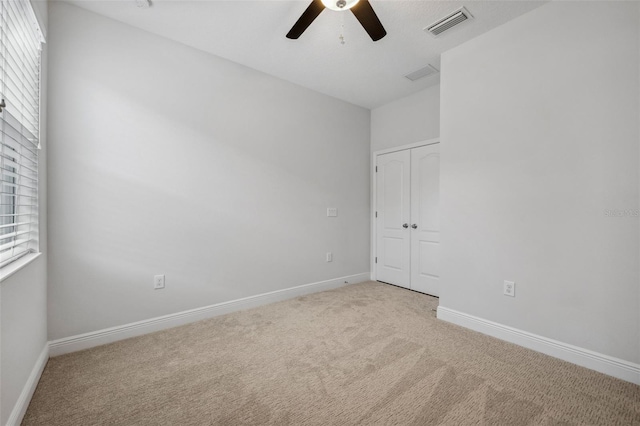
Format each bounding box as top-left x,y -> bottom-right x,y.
327,208 -> 338,217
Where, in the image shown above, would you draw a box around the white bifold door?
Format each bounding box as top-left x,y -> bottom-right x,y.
375,143 -> 440,296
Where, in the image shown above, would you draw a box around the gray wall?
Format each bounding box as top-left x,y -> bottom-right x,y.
47,2 -> 371,340
0,1 -> 48,423
370,85 -> 440,153
440,1 -> 639,363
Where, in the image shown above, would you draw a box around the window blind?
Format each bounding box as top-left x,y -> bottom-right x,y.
0,0 -> 44,269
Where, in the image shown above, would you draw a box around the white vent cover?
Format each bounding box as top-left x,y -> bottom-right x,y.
425,7 -> 473,37
404,64 -> 439,82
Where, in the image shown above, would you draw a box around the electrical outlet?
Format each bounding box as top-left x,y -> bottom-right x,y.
504,280 -> 515,297
154,275 -> 165,290
327,208 -> 338,217
326,252 -> 333,262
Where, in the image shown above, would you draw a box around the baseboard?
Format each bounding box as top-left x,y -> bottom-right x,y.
437,306 -> 640,385
5,344 -> 49,426
49,272 -> 370,357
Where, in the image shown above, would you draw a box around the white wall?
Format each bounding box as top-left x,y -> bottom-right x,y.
370,85 -> 439,153
47,2 -> 371,340
440,1 -> 639,363
0,1 -> 48,423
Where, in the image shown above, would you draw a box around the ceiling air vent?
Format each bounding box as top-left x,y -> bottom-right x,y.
425,7 -> 473,37
404,64 -> 439,82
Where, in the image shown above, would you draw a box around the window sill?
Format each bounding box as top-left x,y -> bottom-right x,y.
0,252 -> 42,284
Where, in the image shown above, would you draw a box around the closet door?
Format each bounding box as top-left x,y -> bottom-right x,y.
410,144 -> 440,296
376,150 -> 411,289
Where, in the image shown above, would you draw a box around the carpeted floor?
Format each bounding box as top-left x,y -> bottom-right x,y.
24,281 -> 640,425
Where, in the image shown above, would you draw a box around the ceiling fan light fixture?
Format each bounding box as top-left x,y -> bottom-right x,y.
286,0 -> 385,41
321,0 -> 359,12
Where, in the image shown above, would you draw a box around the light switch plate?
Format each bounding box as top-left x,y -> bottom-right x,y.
327,208 -> 338,217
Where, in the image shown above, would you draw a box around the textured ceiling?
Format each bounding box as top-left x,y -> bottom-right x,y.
62,0 -> 546,109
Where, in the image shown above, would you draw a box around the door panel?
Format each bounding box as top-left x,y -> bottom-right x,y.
410,144 -> 440,296
382,237 -> 404,270
376,150 -> 410,288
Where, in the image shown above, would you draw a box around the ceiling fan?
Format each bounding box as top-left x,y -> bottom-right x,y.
286,0 -> 387,42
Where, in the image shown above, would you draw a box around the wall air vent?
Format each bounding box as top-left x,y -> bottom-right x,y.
424,7 -> 473,37
404,64 -> 439,82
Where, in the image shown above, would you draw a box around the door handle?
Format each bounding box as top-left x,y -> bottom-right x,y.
411,224 -> 418,229
402,223 -> 409,228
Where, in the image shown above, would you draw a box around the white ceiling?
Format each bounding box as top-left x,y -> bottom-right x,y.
63,0 -> 546,109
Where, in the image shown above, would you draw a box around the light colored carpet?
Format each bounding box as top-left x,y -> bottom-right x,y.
24,282 -> 640,425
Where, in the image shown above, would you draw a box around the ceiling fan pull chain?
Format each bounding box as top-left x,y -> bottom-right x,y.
339,13 -> 346,45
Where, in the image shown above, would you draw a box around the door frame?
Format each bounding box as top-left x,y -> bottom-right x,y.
371,138 -> 440,282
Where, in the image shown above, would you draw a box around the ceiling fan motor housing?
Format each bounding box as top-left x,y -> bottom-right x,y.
322,0 -> 359,11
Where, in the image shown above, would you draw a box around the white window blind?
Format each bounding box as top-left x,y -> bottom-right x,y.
0,0 -> 44,269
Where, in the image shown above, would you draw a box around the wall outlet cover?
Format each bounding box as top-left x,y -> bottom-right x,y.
504,280 -> 515,297
154,275 -> 165,289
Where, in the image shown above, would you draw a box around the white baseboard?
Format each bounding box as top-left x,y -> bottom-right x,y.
437,306 -> 640,385
5,344 -> 49,426
49,272 -> 370,357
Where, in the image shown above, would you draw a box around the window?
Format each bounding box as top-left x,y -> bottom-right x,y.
0,0 -> 44,270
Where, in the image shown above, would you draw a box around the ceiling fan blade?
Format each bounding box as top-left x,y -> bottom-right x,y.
350,0 -> 386,41
286,0 -> 325,39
